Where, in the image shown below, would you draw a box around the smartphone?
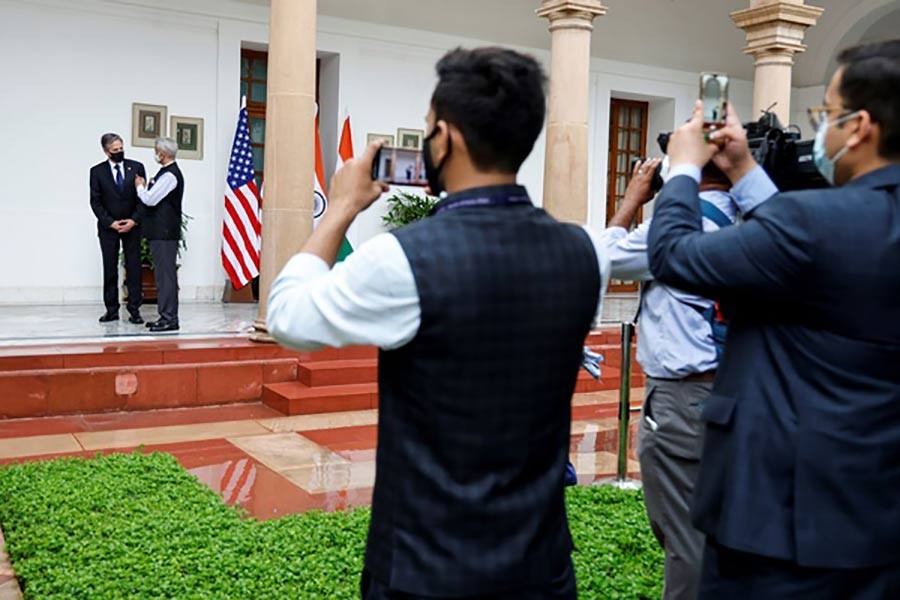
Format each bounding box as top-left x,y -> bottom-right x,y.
700,72 -> 729,131
371,145 -> 426,185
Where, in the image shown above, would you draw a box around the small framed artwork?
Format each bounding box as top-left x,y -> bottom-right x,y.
170,116 -> 204,160
397,128 -> 424,151
367,132 -> 395,147
132,103 -> 167,148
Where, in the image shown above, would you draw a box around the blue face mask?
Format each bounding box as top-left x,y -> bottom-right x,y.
813,111 -> 858,186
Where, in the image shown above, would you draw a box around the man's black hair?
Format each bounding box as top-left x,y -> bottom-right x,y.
100,133 -> 123,151
837,39 -> 900,159
431,47 -> 546,173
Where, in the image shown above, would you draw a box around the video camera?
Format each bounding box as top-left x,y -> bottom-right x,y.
636,109 -> 828,194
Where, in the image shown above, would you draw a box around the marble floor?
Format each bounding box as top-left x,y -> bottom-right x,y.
0,296 -> 639,348
0,303 -> 258,347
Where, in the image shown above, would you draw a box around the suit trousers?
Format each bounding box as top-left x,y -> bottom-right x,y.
638,377 -> 711,600
99,227 -> 142,314
149,240 -> 179,324
360,560 -> 577,600
700,536 -> 900,599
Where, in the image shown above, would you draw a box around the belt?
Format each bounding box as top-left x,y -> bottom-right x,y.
682,370 -> 717,383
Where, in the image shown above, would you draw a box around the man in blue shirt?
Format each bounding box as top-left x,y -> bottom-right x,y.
600,157 -> 772,599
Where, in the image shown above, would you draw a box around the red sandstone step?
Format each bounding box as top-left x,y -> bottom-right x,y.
0,338 -> 376,373
0,358 -> 298,419
262,381 -> 378,415
298,359 -> 378,387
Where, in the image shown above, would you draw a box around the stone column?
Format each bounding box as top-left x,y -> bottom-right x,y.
252,0 -> 318,342
536,0 -> 607,224
731,0 -> 823,125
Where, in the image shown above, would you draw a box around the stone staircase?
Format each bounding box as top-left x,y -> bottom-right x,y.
0,327 -> 642,419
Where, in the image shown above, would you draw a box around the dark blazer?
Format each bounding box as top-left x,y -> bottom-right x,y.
647,165 -> 900,569
89,158 -> 146,232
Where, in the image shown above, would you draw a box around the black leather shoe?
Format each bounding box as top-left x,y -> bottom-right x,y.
99,311 -> 119,323
128,313 -> 144,325
145,320 -> 160,328
149,321 -> 180,333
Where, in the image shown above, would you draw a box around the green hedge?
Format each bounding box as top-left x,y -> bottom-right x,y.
0,453 -> 661,599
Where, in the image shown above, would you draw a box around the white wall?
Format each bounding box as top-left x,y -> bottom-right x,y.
0,0 -> 756,305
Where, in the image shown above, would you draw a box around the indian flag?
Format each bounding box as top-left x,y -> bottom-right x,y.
313,109 -> 354,262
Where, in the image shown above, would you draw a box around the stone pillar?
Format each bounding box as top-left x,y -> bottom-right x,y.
731,0 -> 823,125
252,0 -> 318,342
536,0 -> 607,224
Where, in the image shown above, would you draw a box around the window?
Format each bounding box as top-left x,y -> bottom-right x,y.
238,50 -> 321,189
606,98 -> 649,294
240,49 -> 268,189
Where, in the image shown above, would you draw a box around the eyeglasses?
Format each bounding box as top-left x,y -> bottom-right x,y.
807,105 -> 851,130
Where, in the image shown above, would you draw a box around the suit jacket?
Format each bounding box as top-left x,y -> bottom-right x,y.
647,165 -> 900,569
89,158 -> 146,232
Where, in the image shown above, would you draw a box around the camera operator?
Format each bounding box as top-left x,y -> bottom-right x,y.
648,40 -> 900,598
599,156 -> 765,600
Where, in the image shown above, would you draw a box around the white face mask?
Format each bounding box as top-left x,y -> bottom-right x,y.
659,155 -> 672,183
813,111 -> 858,186
154,154 -> 164,165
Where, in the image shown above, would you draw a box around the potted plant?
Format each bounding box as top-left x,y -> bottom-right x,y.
382,191 -> 439,229
123,214 -> 192,303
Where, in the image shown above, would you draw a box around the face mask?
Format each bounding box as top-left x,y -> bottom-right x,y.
154,154 -> 164,165
659,155 -> 672,183
813,111 -> 858,186
423,125 -> 451,196
109,151 -> 125,163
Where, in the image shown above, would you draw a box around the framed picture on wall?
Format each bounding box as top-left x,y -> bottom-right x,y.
170,116 -> 204,160
367,132 -> 395,147
396,128 -> 424,150
132,103 -> 167,148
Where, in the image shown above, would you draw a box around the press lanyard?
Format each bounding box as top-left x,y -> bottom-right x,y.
430,190 -> 532,215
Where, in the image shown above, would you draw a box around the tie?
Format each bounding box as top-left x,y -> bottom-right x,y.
115,165 -> 124,191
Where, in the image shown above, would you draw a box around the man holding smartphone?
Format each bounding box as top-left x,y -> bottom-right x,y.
268,47 -> 611,599
650,40 -> 900,598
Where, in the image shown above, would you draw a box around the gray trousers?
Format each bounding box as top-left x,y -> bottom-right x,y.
638,377 -> 711,600
149,240 -> 179,324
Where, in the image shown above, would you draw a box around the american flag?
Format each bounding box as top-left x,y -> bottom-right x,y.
222,99 -> 262,288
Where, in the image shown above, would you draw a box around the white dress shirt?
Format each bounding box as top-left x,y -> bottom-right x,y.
109,159 -> 126,185
137,167 -> 177,207
599,165 -> 778,379
268,226 -> 611,352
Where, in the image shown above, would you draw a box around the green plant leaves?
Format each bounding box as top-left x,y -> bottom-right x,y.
0,453 -> 662,599
381,192 -> 438,229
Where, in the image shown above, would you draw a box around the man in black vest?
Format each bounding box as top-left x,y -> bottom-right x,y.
89,133 -> 146,323
135,137 -> 184,333
268,48 -> 610,599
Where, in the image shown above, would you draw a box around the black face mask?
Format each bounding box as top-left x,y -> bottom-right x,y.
109,151 -> 125,163
423,126 -> 451,196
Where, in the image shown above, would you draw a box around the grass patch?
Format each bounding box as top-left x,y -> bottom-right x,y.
0,453 -> 661,599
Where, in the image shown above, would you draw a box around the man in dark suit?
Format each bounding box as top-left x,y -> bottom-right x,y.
648,40 -> 900,598
267,48 -> 611,599
90,133 -> 146,323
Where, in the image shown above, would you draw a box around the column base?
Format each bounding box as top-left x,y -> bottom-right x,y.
250,319 -> 275,344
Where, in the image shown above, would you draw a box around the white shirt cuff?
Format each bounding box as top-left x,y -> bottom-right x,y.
667,164 -> 702,183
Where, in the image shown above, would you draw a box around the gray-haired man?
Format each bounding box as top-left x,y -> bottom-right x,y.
135,137 -> 184,333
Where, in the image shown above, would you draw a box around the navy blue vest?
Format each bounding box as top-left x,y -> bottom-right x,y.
365,185 -> 601,596
144,162 -> 184,241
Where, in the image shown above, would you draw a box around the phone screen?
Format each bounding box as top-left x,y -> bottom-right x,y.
700,72 -> 729,129
371,146 -> 426,185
